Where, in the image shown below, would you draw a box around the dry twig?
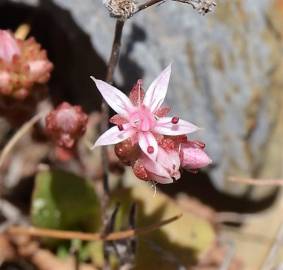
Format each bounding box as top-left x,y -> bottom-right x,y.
0,113 -> 43,169
8,214 -> 182,242
229,176 -> 283,186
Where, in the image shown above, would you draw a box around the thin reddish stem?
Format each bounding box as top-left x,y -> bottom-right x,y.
8,214 -> 182,242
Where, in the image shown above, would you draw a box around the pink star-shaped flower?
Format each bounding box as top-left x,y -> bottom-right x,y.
91,65 -> 199,161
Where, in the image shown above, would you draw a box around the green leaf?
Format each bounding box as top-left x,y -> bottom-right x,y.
31,170 -> 101,234
111,182 -> 215,270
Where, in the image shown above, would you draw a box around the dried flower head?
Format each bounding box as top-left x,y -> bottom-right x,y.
0,29 -> 53,99
103,0 -> 137,20
45,102 -> 88,150
174,0 -> 216,14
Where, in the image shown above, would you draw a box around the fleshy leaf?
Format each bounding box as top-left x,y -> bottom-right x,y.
31,170 -> 101,238
110,183 -> 216,270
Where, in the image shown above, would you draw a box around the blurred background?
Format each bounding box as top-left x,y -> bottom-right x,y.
0,0 -> 283,269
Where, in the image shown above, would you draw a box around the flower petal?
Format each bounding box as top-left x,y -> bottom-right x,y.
152,174 -> 174,184
140,154 -> 173,183
155,117 -> 199,135
157,148 -> 181,177
143,65 -> 171,112
0,30 -> 20,63
91,77 -> 134,117
92,125 -> 134,149
138,131 -> 158,161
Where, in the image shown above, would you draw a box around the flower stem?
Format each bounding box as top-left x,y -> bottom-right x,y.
106,20 -> 125,84
101,19 -> 125,269
101,20 -> 125,197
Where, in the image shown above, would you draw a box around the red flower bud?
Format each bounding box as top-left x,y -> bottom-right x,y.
45,102 -> 88,150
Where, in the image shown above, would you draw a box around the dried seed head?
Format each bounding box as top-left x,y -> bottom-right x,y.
174,0 -> 216,15
103,0 -> 138,20
194,0 -> 216,14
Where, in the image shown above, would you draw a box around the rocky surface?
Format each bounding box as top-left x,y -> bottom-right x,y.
1,0 -> 283,196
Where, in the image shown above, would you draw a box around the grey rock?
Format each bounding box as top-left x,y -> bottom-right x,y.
1,0 -> 282,196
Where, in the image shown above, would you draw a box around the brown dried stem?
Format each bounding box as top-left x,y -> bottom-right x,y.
136,0 -> 216,14
229,176 -> 283,186
8,214 -> 182,242
0,113 -> 43,169
101,20 -> 125,197
136,0 -> 164,12
100,18 -> 125,270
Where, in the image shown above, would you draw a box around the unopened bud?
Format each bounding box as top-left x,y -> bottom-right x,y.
45,102 -> 88,149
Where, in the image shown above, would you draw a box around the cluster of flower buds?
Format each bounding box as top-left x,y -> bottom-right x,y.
0,30 -> 53,100
45,102 -> 88,160
92,65 -> 211,184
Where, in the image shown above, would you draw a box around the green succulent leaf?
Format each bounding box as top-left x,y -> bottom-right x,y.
31,169 -> 101,234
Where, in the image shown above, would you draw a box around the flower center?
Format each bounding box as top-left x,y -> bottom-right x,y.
129,106 -> 156,132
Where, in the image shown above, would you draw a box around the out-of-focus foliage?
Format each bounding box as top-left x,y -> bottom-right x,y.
111,181 -> 216,269
31,170 -> 101,233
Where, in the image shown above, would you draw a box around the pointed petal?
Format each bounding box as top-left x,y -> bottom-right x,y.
91,77 -> 134,117
141,155 -> 172,182
155,117 -> 199,135
149,173 -> 173,184
0,30 -> 20,63
158,149 -> 180,175
92,125 -> 135,149
143,65 -> 171,112
138,132 -> 158,161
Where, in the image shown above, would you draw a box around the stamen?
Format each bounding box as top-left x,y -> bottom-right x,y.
147,146 -> 154,154
118,124 -> 124,131
171,116 -> 179,124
